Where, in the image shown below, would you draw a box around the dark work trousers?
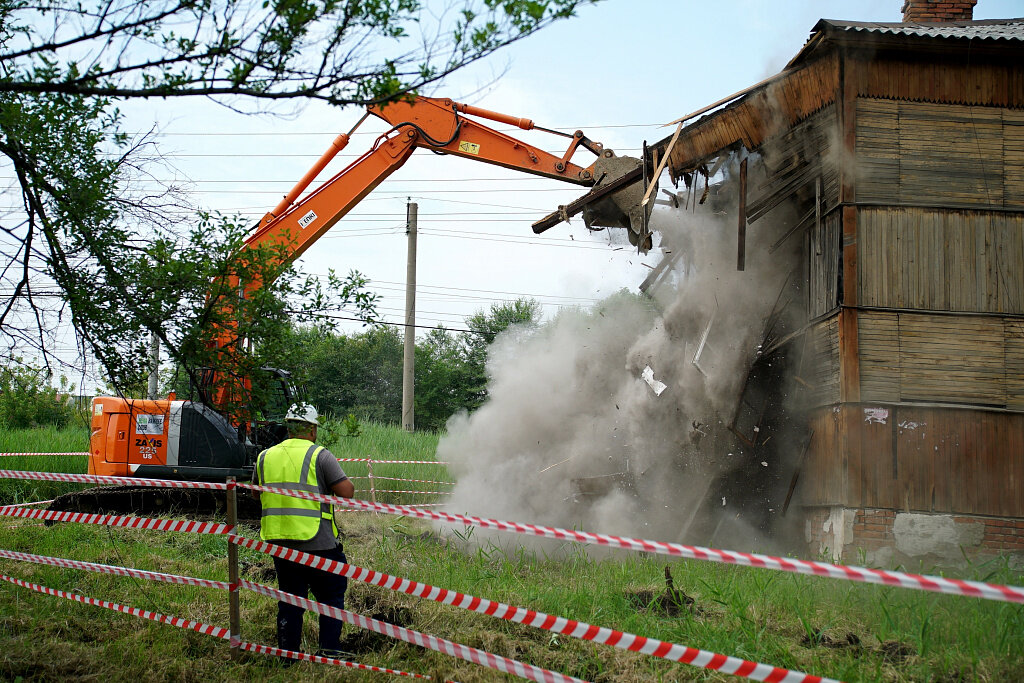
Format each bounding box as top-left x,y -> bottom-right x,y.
271,544 -> 348,653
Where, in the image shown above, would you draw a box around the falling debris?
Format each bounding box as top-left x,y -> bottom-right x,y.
641,365 -> 668,396
437,153 -> 803,554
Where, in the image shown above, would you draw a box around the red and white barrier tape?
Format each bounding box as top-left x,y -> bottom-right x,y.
4,499 -> 54,508
357,489 -> 453,496
0,469 -> 228,490
0,452 -> 88,457
242,483 -> 1024,604
349,476 -> 456,486
233,535 -> 834,682
237,640 -> 430,678
0,505 -> 232,535
243,579 -> 583,683
337,458 -> 450,465
0,548 -> 231,590
0,573 -> 230,638
0,563 -> 425,678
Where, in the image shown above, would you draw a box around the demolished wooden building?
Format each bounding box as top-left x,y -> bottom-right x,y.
651,4 -> 1024,564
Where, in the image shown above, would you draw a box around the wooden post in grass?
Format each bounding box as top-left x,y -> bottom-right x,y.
366,458 -> 378,516
226,476 -> 241,659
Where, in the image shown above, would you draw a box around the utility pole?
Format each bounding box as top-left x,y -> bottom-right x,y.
402,201 -> 418,432
146,330 -> 160,399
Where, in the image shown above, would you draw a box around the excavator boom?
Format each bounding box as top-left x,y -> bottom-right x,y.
83,94 -> 652,494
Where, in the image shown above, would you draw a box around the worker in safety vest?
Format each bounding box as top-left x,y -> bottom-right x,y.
253,403 -> 355,657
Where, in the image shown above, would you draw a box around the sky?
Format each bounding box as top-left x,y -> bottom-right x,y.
17,0 -> 1024,383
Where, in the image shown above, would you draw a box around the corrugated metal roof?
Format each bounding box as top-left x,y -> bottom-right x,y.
817,17 -> 1024,42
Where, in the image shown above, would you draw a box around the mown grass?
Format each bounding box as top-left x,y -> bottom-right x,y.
0,425 -> 1022,682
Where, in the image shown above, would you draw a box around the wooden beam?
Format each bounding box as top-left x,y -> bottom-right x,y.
837,50 -> 860,406
737,157 -> 747,271
640,121 -> 684,208
782,430 -> 815,516
838,305 -> 861,403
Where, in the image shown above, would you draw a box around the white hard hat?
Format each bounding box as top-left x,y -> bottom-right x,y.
285,403 -> 320,425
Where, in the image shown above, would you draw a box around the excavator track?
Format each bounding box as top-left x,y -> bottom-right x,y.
47,485 -> 263,521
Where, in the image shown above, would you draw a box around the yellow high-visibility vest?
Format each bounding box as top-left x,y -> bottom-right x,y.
256,438 -> 337,542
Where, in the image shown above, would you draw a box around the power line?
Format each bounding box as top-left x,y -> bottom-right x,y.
366,278 -> 598,301
137,122 -> 665,137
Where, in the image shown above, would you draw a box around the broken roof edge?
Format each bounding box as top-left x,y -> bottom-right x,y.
653,52 -> 839,177
654,14 -> 1024,177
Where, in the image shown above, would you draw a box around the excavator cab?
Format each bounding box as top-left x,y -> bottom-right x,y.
247,367 -> 300,453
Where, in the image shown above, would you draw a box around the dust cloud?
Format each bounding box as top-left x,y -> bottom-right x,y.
437,157 -> 804,554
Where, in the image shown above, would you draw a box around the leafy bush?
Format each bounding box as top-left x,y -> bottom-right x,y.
0,361 -> 77,429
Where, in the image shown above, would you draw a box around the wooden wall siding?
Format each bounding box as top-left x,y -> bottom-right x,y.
1009,109 -> 1024,207
857,312 -> 900,402
856,57 -> 1024,111
807,316 -> 840,407
857,207 -> 1024,314
857,311 -> 1024,409
664,54 -> 839,174
806,211 -> 841,319
856,98 -> 1022,208
801,407 -> 845,506
752,106 -> 840,220
898,314 -> 1004,405
801,404 -> 1024,516
1009,321 -> 1024,412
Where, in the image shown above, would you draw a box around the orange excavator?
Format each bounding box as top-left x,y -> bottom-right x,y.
55,96 -> 651,516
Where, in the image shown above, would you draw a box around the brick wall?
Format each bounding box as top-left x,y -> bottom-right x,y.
976,517 -> 1024,552
805,508 -> 830,550
852,509 -> 896,550
902,0 -> 977,22
805,506 -> 1024,565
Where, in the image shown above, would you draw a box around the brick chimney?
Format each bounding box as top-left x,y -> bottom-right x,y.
901,0 -> 977,22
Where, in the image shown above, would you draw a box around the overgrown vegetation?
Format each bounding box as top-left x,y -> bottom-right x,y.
0,360 -> 80,429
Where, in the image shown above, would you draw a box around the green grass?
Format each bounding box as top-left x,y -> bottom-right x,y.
320,420 -> 450,507
0,425 -> 1022,682
0,425 -> 90,505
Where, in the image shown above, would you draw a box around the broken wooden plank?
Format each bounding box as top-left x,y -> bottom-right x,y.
641,121 -> 684,208
782,429 -> 815,516
737,157 -> 747,271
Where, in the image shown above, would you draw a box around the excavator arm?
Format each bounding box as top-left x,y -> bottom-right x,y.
242,95 -> 608,259
207,95 -> 649,411
81,94 -> 653,487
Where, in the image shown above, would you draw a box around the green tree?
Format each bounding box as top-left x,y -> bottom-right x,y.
0,0 -> 596,399
461,297 -> 541,409
414,326 -> 473,430
297,325 -> 403,423
0,1 -> 597,106
0,359 -> 76,428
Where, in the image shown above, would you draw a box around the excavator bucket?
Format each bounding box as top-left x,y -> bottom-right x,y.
581,155 -> 656,252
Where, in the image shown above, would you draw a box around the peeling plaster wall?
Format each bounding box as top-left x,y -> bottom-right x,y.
805,506 -> 1024,569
